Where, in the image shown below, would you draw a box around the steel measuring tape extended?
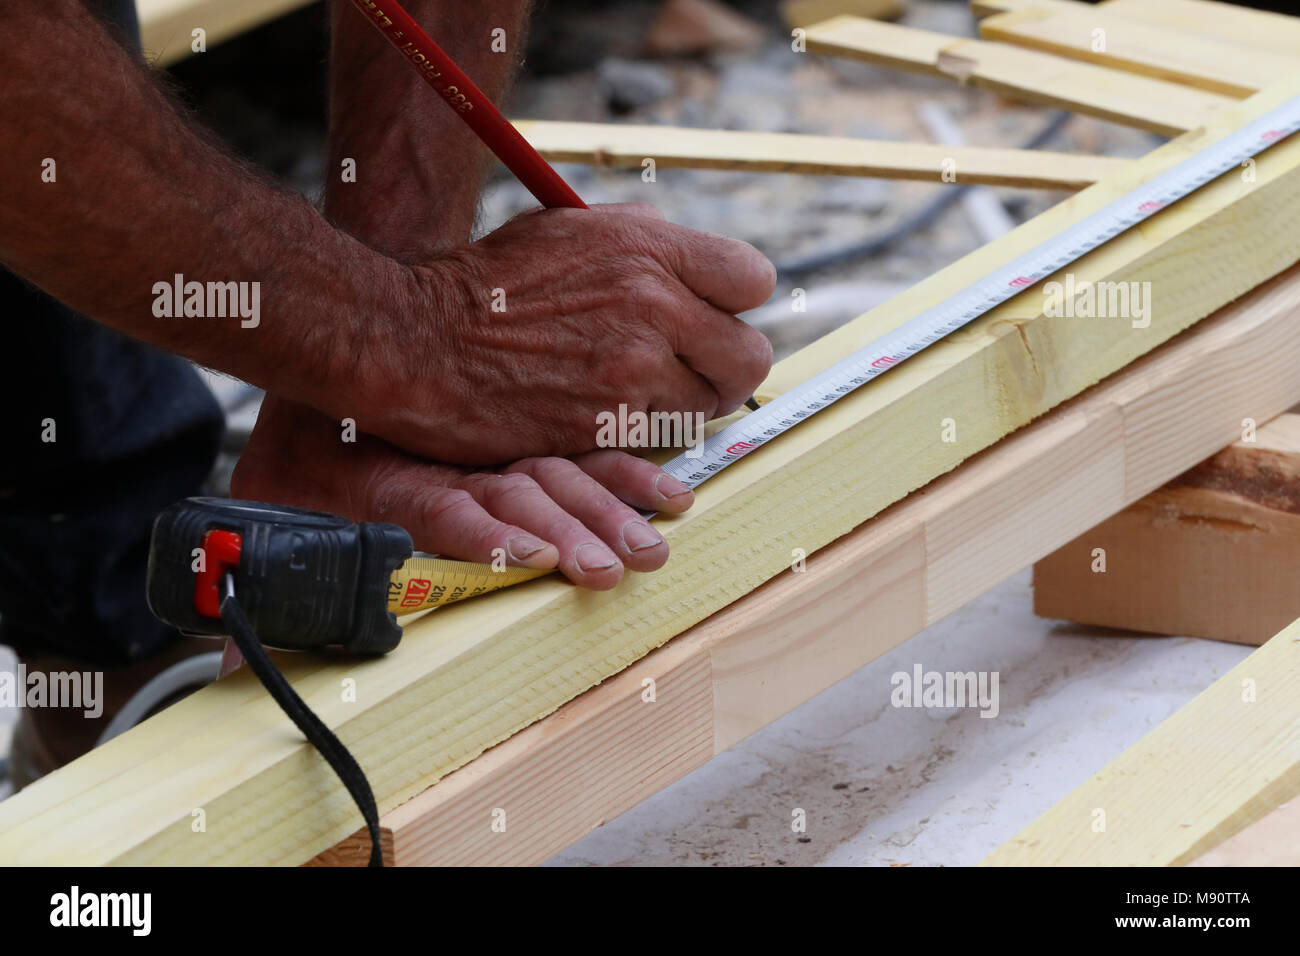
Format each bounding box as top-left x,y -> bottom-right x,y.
395,94 -> 1300,615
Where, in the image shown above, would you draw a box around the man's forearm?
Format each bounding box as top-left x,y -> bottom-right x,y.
0,0 -> 407,398
326,0 -> 535,259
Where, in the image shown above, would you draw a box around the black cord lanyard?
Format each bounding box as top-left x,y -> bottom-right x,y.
218,574 -> 383,867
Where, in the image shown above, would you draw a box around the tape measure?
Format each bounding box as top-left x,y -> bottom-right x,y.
387,557 -> 547,613
146,498 -> 547,654
661,95 -> 1300,490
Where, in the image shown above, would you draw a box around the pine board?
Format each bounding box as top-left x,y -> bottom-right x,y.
979,6 -> 1298,98
974,0 -> 1300,57
137,0 -> 318,66
513,120 -> 1130,190
1033,413 -> 1300,645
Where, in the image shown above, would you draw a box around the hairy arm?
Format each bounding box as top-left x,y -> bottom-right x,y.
0,0 -> 401,399
235,1 -> 691,589
325,0 -> 533,258
2,0 -> 773,468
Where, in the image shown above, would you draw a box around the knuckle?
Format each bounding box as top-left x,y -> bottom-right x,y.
420,489 -> 475,527
487,472 -> 540,506
505,456 -> 545,477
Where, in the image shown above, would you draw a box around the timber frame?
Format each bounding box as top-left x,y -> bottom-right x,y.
4,0 -> 1300,866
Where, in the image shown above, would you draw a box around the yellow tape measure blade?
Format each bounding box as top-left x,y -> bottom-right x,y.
387,555 -> 550,613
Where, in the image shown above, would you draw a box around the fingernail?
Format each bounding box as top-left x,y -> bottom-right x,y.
575,542 -> 618,571
508,535 -> 548,561
655,473 -> 693,500
622,520 -> 665,552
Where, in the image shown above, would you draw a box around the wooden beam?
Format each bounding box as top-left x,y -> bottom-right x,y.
312,263 -> 1300,865
4,79 -> 1300,866
513,120 -> 1131,190
974,0 -> 1300,57
137,0 -> 318,67
1103,0 -> 1300,58
783,0 -> 906,29
978,6 -> 1298,98
1033,414 -> 1300,645
803,16 -> 1237,136
985,614 -> 1300,866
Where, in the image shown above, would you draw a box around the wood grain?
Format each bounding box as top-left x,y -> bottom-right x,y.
315,264 -> 1300,865
979,6 -> 1298,98
1034,414 -> 1300,645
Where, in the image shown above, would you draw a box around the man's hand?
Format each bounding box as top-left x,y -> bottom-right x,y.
332,204 -> 775,466
231,395 -> 696,590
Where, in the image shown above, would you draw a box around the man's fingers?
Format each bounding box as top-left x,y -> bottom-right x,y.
657,223 -> 777,315
646,351 -> 725,425
461,471 -> 627,589
672,303 -> 773,416
570,449 -> 696,515
505,458 -> 670,574
376,473 -> 559,569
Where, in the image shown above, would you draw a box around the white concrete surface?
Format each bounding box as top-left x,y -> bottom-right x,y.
546,570 -> 1250,867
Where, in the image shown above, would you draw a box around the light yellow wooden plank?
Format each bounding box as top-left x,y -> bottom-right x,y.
3,78 -> 1300,866
979,6 -> 1298,98
138,0 -> 318,67
804,16 -> 1237,135
1102,0 -> 1300,58
513,120 -> 1130,189
783,0 -> 906,28
986,615 -> 1300,865
976,1 -> 1300,58
314,263 -> 1300,865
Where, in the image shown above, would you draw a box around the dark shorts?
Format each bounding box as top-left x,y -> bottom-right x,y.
0,0 -> 224,666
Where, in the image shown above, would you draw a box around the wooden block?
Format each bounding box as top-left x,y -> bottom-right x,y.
979,6 -> 1298,98
137,0 -> 318,67
783,0 -> 905,28
313,263 -> 1300,865
804,16 -> 1237,136
1033,414 -> 1300,645
513,121 -> 1131,190
1189,798 -> 1300,867
4,79 -> 1300,867
985,614 -> 1300,866
645,0 -> 765,57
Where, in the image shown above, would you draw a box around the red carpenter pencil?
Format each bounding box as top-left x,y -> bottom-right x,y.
347,0 -> 588,210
